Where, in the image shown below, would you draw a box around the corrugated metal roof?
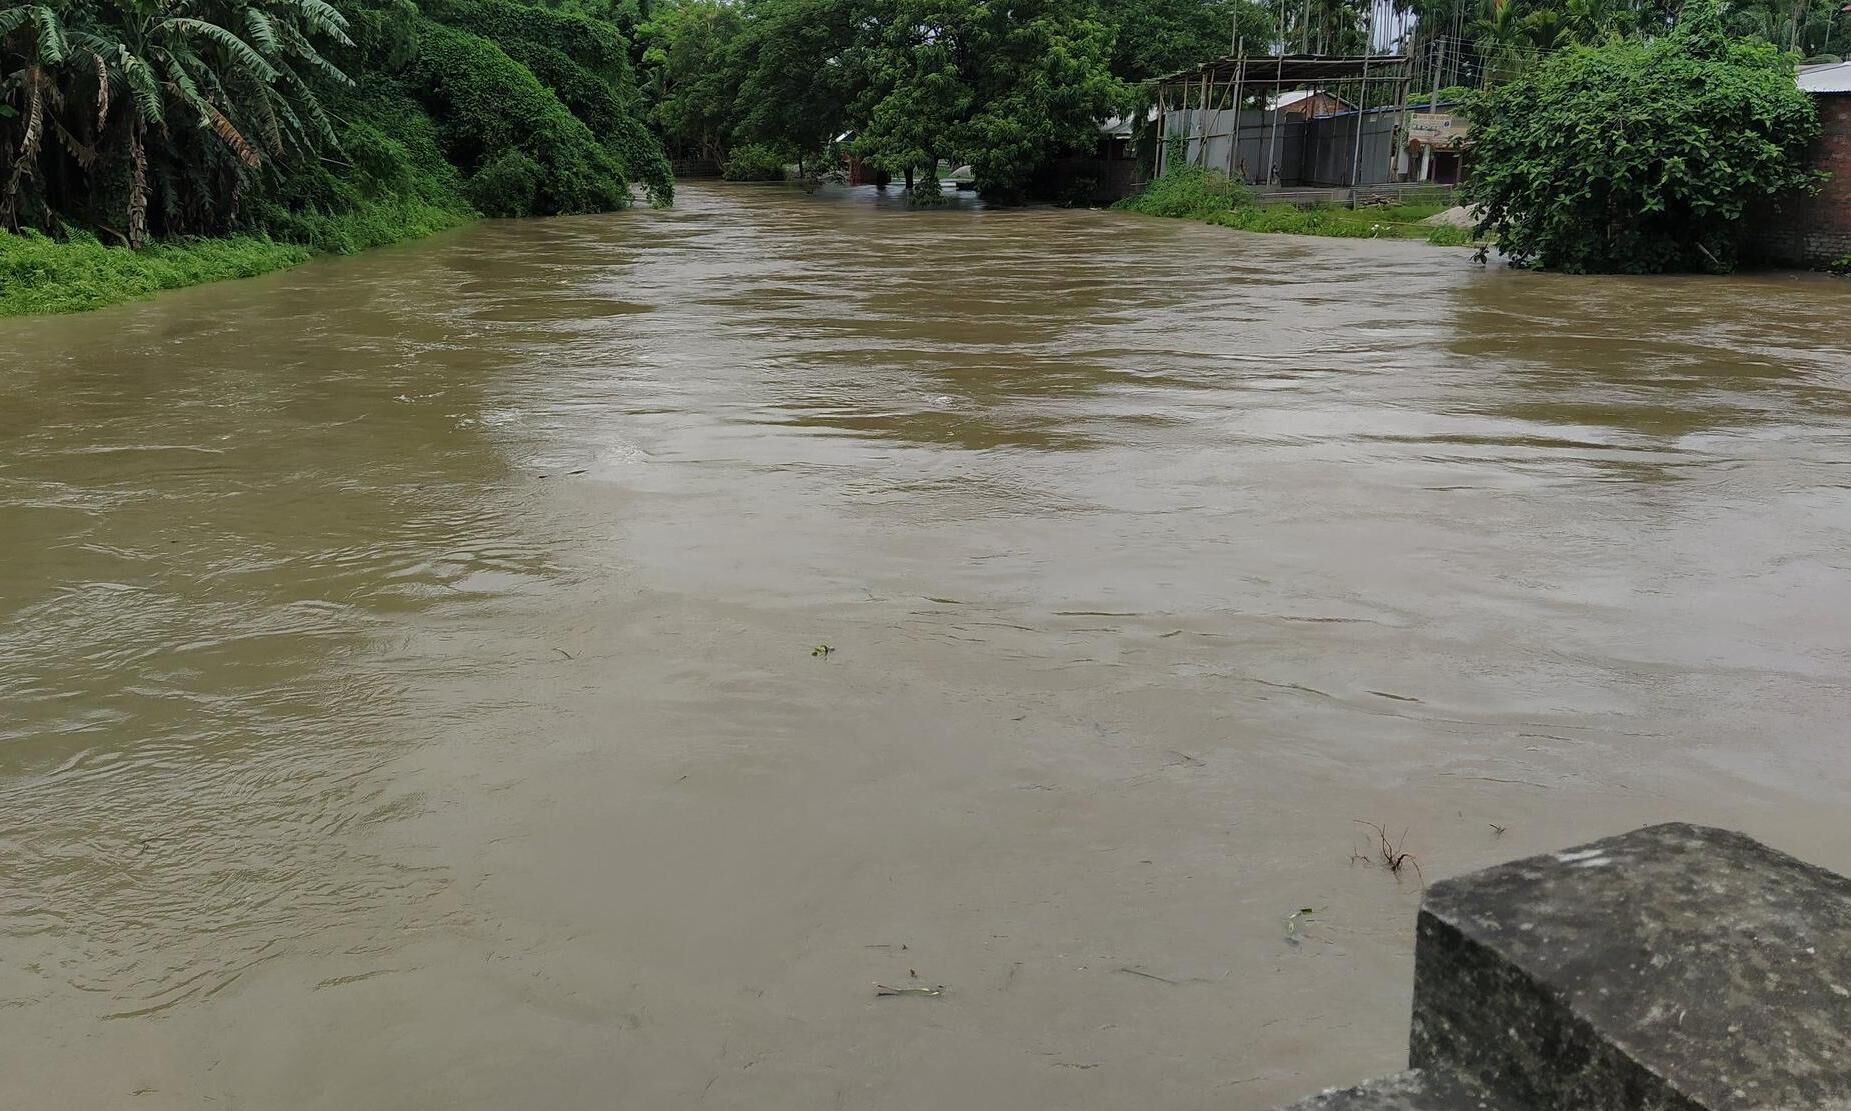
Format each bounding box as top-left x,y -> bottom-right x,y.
1798,60 -> 1851,94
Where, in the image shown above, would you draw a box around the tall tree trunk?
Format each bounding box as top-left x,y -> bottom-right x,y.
911,155 -> 943,205
128,127 -> 149,249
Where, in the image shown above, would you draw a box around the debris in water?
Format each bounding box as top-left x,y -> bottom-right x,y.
875,984 -> 943,997
812,644 -> 834,658
1353,820 -> 1424,884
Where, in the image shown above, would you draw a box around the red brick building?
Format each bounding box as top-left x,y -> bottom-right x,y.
1753,62 -> 1851,268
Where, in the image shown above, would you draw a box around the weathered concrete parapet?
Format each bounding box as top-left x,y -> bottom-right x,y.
1279,823 -> 1851,1110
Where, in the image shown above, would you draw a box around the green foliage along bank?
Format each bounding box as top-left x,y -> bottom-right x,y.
1,229 -> 307,315
1114,165 -> 1473,246
2,0 -> 671,314
1462,0 -> 1820,273
638,0 -> 1274,206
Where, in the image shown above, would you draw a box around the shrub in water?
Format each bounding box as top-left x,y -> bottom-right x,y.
1115,165 -> 1248,219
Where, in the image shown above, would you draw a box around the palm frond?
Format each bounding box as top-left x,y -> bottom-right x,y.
274,0 -> 352,46
243,9 -> 278,52
122,54 -> 166,125
158,53 -> 207,106
11,74 -> 44,183
273,59 -> 337,146
158,17 -> 278,80
91,48 -> 110,131
246,82 -> 284,153
275,20 -> 350,84
201,97 -> 261,166
31,5 -> 68,64
161,63 -> 261,165
51,115 -> 95,165
270,92 -> 311,148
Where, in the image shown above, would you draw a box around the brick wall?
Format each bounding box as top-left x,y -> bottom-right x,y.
1750,94 -> 1851,267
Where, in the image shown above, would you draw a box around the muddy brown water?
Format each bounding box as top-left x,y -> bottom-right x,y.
4,182 -> 1851,1110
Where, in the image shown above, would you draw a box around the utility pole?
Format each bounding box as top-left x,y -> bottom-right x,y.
1419,37 -> 1441,182
1347,1 -> 1375,206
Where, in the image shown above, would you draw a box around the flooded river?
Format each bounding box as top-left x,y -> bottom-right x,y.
4,183 -> 1851,1110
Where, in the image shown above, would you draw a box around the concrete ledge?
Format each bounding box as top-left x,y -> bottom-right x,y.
1276,823 -> 1851,1110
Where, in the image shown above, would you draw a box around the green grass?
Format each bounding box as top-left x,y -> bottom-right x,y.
1116,170 -> 1482,248
1206,201 -> 1477,246
260,194 -> 473,257
1,232 -> 310,316
1,197 -> 473,317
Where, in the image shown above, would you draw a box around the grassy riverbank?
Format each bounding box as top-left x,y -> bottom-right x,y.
1115,165 -> 1478,247
1,199 -> 472,318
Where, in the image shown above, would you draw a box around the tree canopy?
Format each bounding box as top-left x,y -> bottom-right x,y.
1461,0 -> 1820,273
638,0 -> 1286,203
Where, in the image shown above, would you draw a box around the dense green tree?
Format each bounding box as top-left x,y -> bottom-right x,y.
637,0 -> 744,163
1105,0 -> 1274,82
851,0 -> 1126,202
731,0 -> 861,172
1462,0 -> 1820,273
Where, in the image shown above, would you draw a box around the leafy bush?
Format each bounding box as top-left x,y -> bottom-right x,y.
467,151 -> 546,215
1462,0 -> 1821,273
427,0 -> 672,203
1115,164 -> 1246,218
407,21 -> 633,216
723,143 -> 789,180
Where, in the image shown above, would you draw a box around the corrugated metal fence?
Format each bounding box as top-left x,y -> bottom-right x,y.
1160,107 -> 1404,188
